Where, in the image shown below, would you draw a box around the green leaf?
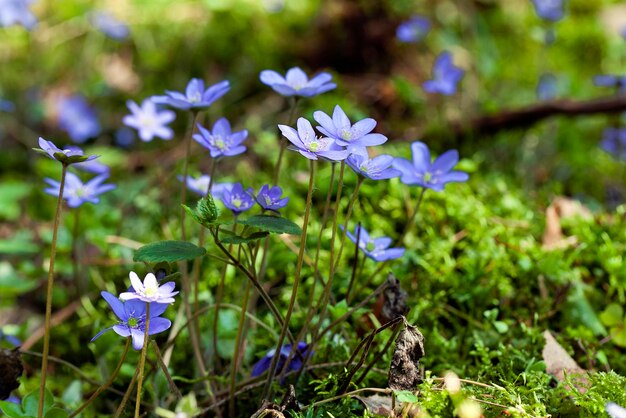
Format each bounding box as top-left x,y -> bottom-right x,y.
23,388 -> 53,416
182,195 -> 220,229
599,303 -> 624,327
220,231 -> 269,244
611,327 -> 626,347
394,390 -> 419,403
44,408 -> 69,418
237,215 -> 301,235
134,241 -> 206,262
0,400 -> 25,418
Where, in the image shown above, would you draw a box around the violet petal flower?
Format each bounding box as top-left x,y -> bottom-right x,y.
73,158 -> 110,175
537,73 -> 558,101
89,11 -> 130,40
256,184 -> 289,212
346,154 -> 401,180
313,105 -> 387,155
177,174 -> 233,200
342,225 -> 405,262
392,141 -> 469,192
593,75 -> 626,94
152,78 -> 230,111
43,172 -> 116,207
396,15 -> 430,43
57,95 -> 101,143
600,127 -> 626,160
36,137 -> 99,165
422,51 -> 465,96
193,117 -> 248,158
251,342 -> 309,377
123,99 -> 176,142
221,183 -> 256,216
278,118 -> 349,161
531,0 -> 565,22
0,0 -> 37,30
0,99 -> 15,112
260,67 -> 336,97
91,291 -> 172,350
119,272 -> 179,304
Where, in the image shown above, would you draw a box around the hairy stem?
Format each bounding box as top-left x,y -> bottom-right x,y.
271,97 -> 299,185
134,303 -> 151,418
229,281 -> 252,416
114,363 -> 139,418
151,340 -> 182,400
396,188 -> 426,246
38,163 -> 68,418
332,177 -> 364,273
180,110 -> 201,241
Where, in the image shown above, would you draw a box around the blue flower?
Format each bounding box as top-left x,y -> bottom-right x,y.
221,183 -> 256,216
37,137 -> 98,165
89,11 -> 130,40
44,172 -> 116,207
537,73 -> 558,101
531,0 -> 565,22
423,52 -> 464,96
178,174 -> 233,200
57,95 -> 101,143
600,127 -> 626,160
193,117 -> 248,158
256,184 -> 289,212
0,328 -> 21,348
91,291 -> 172,350
153,78 -> 230,111
396,15 -> 430,43
123,99 -> 176,142
593,75 -> 626,93
346,154 -> 401,180
0,99 -> 15,112
115,127 -> 135,148
342,225 -> 405,262
251,342 -> 309,378
278,118 -> 349,161
0,0 -> 37,30
313,105 -> 387,156
260,67 -> 336,97
73,158 -> 110,175
392,141 -> 469,191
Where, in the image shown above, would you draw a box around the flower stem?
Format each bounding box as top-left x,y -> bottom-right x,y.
114,363 -> 140,418
69,338 -> 131,418
261,159 -> 316,401
151,340 -> 182,400
271,97 -> 299,185
332,177 -> 364,273
180,110 -> 201,241
38,163 -> 68,418
212,222 -> 236,371
133,303 -> 151,418
396,188 -> 427,246
345,221 -> 362,304
71,206 -> 82,299
229,280 -> 252,416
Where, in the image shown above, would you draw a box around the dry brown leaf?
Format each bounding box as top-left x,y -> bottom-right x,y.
355,394 -> 422,417
542,197 -> 592,250
542,330 -> 588,393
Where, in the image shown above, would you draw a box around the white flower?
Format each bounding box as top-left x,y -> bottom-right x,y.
123,99 -> 175,142
119,272 -> 178,304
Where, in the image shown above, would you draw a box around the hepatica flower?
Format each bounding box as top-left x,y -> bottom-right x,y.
396,15 -> 430,43
0,99 -> 15,112
44,172 -> 116,207
178,174 -> 233,200
600,127 -> 626,160
537,73 -> 558,101
221,183 -> 256,215
89,11 -> 130,40
57,95 -> 101,143
260,67 -> 336,97
37,137 -> 98,165
343,225 -> 405,262
279,118 -> 348,161
0,0 -> 37,29
313,105 -> 387,156
153,78 -> 230,111
531,0 -> 565,22
91,291 -> 171,350
256,184 -> 289,212
73,158 -> 110,175
193,117 -> 248,158
123,99 -> 176,142
251,342 -> 309,377
119,272 -> 178,304
393,141 -> 469,192
423,52 -> 465,96
593,75 -> 626,94
346,154 -> 401,180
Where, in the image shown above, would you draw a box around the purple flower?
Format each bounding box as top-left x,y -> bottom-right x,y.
606,403 -> 626,418
57,95 -> 101,143
44,172 -> 116,207
221,183 -> 255,216
0,328 -> 21,347
177,174 -> 233,200
531,0 -> 564,22
251,342 -> 309,377
0,99 -> 15,112
600,127 -> 626,159
396,15 -> 430,43
260,67 -> 336,97
342,225 -> 405,262
392,141 -> 469,192
152,78 -> 230,111
256,184 -> 289,212
423,52 -> 465,96
346,154 -> 401,180
115,127 -> 135,148
91,291 -> 171,350
278,118 -> 349,161
36,137 -> 98,165
89,11 -> 130,40
537,73 -> 558,101
193,117 -> 248,158
123,99 -> 176,142
73,158 -> 110,175
0,0 -> 37,30
313,105 -> 387,156
593,75 -> 626,93
119,272 -> 178,304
